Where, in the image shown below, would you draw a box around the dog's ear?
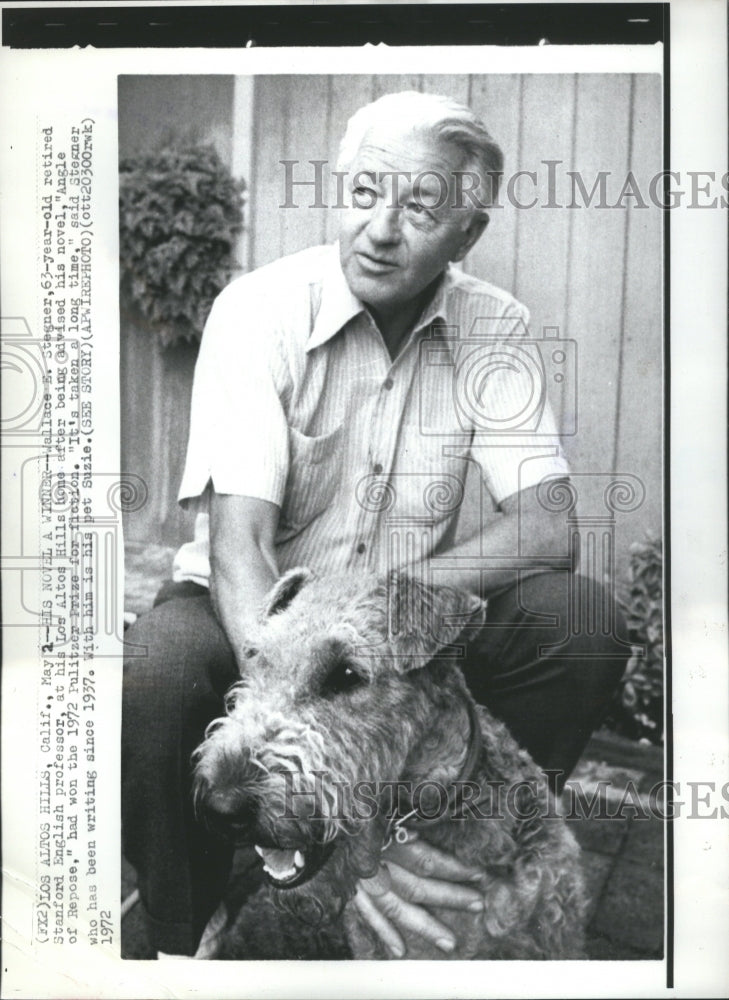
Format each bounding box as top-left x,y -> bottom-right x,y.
381,571 -> 483,673
262,567 -> 313,618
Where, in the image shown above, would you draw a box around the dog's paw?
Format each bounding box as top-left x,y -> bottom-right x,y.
481,866 -> 543,938
482,881 -> 521,937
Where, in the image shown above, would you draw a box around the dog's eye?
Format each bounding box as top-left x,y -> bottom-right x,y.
323,661 -> 364,696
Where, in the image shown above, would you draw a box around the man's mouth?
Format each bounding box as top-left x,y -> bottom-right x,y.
253,841 -> 335,889
355,251 -> 399,274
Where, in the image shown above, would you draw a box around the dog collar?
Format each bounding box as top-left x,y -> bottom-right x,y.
383,696 -> 483,849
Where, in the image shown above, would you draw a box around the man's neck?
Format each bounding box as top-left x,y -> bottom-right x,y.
367,276 -> 442,361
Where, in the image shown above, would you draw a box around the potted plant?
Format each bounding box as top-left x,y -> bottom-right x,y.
119,145 -> 246,347
606,533 -> 664,744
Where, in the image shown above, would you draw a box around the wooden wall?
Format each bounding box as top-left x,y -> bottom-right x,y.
120,73 -> 663,574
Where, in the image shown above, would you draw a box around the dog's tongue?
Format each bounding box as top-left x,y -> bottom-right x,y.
255,845 -> 305,882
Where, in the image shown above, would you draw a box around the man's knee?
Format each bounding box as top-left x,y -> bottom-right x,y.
526,573 -> 631,694
125,593 -> 233,672
508,571 -> 630,653
123,595 -> 237,751
477,571 -> 630,702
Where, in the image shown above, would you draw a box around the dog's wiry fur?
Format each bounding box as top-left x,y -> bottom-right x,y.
192,569 -> 586,959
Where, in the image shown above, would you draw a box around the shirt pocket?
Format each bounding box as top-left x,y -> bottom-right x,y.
280,425 -> 343,536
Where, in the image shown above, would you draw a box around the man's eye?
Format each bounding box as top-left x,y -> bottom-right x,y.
406,200 -> 437,223
322,661 -> 365,696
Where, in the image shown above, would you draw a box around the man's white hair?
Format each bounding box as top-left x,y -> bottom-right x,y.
336,90 -> 504,209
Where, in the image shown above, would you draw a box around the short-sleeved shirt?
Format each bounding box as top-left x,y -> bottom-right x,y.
174,243 -> 570,585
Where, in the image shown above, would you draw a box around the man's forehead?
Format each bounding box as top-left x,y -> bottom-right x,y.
351,124 -> 467,179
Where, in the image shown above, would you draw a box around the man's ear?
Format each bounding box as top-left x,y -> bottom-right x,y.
262,567 -> 313,618
380,571 -> 483,673
451,212 -> 489,263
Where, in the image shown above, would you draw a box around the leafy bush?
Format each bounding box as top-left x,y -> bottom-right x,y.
605,533 -> 664,743
119,145 -> 245,347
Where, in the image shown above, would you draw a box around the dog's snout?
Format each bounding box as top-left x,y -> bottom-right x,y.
202,789 -> 260,843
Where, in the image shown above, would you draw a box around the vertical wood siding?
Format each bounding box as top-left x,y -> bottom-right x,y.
120,73 -> 663,574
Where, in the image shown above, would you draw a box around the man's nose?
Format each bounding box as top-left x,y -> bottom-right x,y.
366,198 -> 401,244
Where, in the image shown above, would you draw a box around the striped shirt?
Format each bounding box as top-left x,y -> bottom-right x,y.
174,243 -> 569,584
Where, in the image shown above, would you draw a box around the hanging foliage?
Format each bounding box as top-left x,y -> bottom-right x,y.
605,533 -> 664,744
119,145 -> 246,348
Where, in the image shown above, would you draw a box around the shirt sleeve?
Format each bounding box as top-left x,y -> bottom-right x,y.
177,277 -> 291,507
472,302 -> 571,504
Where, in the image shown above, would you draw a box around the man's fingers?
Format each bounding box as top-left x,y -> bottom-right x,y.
385,860 -> 484,912
355,842 -> 484,957
353,886 -> 405,958
359,863 -> 392,897
382,837 -> 483,883
370,887 -> 458,954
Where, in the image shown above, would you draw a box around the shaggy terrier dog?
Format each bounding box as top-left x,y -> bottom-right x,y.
192,569 -> 586,959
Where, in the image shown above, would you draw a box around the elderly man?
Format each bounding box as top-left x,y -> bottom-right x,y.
123,91 -> 628,958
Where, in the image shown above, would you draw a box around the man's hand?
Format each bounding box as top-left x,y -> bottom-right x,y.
353,832 -> 484,957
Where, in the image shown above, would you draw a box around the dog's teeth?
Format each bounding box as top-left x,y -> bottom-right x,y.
257,846 -> 302,881
294,850 -> 305,869
254,845 -> 264,856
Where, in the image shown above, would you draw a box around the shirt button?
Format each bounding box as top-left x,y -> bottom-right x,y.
373,463 -> 383,475
357,542 -> 366,554
383,377 -> 394,391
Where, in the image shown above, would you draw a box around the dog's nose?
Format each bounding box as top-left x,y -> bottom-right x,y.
203,790 -> 260,843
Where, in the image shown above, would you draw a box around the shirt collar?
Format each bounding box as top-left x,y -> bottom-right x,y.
307,244 -> 456,353
307,245 -> 365,352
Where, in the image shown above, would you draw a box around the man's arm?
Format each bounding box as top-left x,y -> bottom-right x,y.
208,491 -> 280,670
430,480 -> 574,596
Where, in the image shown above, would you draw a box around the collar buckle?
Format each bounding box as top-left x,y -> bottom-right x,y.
381,696 -> 483,850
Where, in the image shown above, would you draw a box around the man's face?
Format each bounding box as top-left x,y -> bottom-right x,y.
339,126 -> 486,321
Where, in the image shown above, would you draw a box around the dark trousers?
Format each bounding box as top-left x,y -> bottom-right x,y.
122,571 -> 629,955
